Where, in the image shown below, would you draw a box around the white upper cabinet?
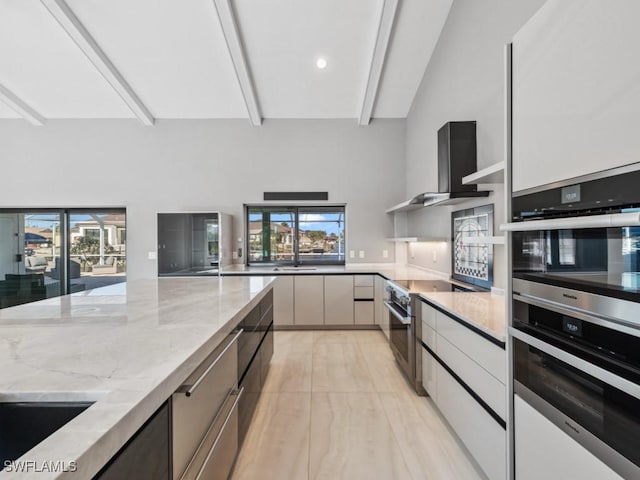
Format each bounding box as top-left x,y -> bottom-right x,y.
512,0 -> 640,193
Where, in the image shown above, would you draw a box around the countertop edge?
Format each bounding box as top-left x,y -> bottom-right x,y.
418,292 -> 507,347
1,278 -> 276,480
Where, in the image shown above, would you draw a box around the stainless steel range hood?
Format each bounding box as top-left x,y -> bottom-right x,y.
422,190 -> 489,207
386,121 -> 489,213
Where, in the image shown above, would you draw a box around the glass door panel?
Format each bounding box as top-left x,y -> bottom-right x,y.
69,211 -> 126,290
0,212 -> 62,309
247,207 -> 296,263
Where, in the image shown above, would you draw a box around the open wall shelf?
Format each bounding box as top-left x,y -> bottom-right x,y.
460,235 -> 505,245
386,237 -> 447,243
462,161 -> 505,185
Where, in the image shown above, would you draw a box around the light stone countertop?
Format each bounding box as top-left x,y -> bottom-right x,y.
0,276 -> 275,479
221,263 -> 450,281
419,291 -> 506,344
223,263 -> 506,342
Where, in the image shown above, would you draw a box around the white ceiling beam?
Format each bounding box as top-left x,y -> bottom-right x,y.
213,0 -> 262,126
40,0 -> 154,126
359,0 -> 398,126
0,84 -> 45,126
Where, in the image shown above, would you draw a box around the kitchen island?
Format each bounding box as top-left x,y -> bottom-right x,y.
0,276 -> 275,479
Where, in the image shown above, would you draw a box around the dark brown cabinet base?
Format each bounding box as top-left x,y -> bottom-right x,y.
93,402 -> 170,480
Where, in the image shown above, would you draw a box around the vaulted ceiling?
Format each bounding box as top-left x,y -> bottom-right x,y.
0,0 -> 452,126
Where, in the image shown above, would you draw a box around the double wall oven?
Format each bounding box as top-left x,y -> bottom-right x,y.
503,163 -> 640,478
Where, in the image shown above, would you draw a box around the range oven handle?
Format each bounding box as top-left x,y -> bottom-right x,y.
510,327 -> 640,400
499,211 -> 640,231
384,301 -> 412,325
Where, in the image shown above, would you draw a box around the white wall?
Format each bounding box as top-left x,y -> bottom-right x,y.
401,0 -> 546,289
0,119 -> 405,280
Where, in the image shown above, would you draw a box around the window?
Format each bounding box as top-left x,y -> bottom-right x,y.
247,206 -> 345,265
0,208 -> 126,309
84,228 -> 101,239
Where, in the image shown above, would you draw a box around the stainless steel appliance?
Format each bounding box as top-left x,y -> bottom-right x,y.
390,121 -> 490,209
512,297 -> 640,479
385,279 -> 465,394
172,330 -> 242,480
385,280 -> 415,389
502,164 -> 640,478
503,163 -> 640,319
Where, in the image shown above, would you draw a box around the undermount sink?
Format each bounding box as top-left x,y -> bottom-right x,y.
0,401 -> 94,469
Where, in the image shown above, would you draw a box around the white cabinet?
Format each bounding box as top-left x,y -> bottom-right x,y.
374,275 -> 389,339
436,312 -> 506,384
354,275 -> 374,287
421,345 -> 437,397
436,333 -> 506,419
515,395 -> 622,480
354,301 -> 374,325
324,275 -> 354,325
421,320 -> 436,351
273,276 -> 294,326
353,286 -> 374,299
294,276 -> 324,326
421,302 -> 437,330
512,0 -> 640,192
436,364 -> 506,480
275,274 -> 382,327
419,298 -> 507,480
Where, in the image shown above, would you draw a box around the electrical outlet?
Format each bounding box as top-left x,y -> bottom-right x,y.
382,249 -> 389,258
359,250 -> 365,259
432,250 -> 437,262
349,250 -> 355,259
232,251 -> 238,260
148,251 -> 157,260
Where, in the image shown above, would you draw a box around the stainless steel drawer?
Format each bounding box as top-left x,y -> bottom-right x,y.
172,330 -> 241,480
179,388 -> 243,480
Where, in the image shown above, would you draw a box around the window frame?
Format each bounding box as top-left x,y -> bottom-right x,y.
245,204 -> 346,266
0,207 -> 126,300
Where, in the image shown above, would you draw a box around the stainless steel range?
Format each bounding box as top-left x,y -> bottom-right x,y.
385,279 -> 461,395
384,281 -> 415,390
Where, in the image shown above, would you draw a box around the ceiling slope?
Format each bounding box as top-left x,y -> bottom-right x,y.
0,0 -> 452,123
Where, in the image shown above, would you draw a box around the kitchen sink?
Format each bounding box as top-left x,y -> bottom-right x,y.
0,401 -> 94,469
273,267 -> 317,271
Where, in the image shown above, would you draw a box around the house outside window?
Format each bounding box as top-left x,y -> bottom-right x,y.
247,206 -> 345,265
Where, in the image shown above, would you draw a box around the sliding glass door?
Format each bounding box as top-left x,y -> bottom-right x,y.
0,209 -> 125,309
69,211 -> 126,289
0,211 -> 63,308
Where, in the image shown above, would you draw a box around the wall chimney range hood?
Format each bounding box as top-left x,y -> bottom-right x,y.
385,121 -> 489,213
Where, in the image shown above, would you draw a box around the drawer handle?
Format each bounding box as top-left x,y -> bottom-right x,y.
194,387 -> 243,480
183,329 -> 243,397
384,301 -> 412,325
179,387 -> 244,480
499,212 -> 640,231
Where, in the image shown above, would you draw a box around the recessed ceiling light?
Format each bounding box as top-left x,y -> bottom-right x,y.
316,58 -> 328,69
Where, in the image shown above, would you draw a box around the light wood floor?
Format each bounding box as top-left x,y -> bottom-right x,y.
232,330 -> 487,480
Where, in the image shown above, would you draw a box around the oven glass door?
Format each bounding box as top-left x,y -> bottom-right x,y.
513,209 -> 640,302
514,337 -> 640,470
387,302 -> 410,365
390,315 -> 409,364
